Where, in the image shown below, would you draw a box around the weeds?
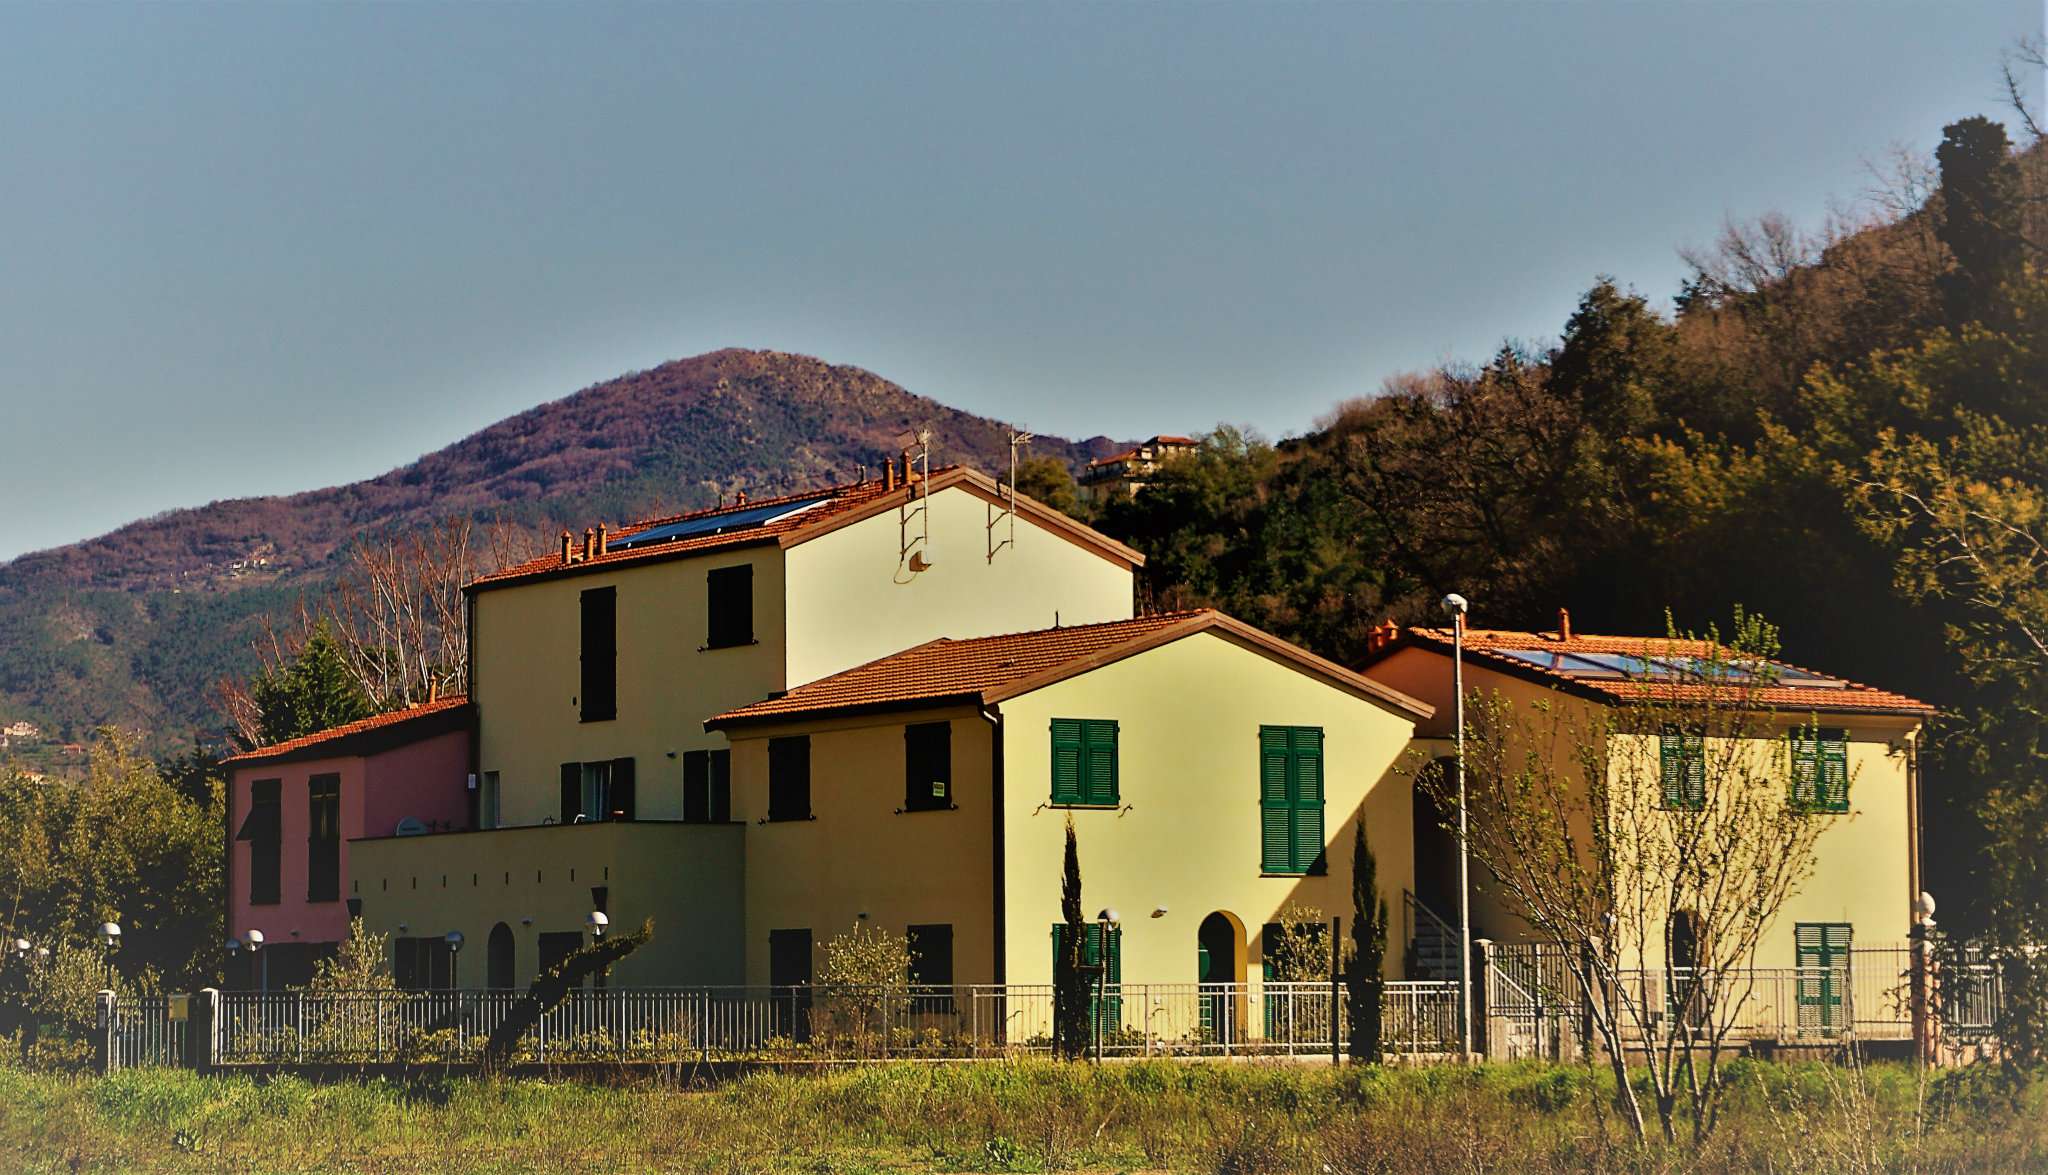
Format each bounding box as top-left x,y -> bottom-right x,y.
0,1059 -> 2041,1172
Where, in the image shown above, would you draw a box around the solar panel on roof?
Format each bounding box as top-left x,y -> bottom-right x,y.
610,498 -> 831,552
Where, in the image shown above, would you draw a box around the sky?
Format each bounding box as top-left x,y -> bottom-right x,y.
0,2 -> 2038,563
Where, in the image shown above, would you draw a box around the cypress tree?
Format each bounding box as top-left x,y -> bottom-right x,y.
1053,817 -> 1090,1059
1346,818 -> 1388,1062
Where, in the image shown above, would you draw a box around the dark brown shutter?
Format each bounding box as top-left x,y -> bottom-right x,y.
610,757 -> 636,820
560,763 -> 580,823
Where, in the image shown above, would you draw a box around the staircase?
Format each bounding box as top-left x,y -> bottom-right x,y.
1405,891 -> 1465,982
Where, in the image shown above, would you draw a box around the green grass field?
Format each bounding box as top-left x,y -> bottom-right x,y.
0,1059 -> 2042,1173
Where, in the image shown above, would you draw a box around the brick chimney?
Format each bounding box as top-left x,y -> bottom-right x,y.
884,458 -> 897,491
596,523 -> 608,556
735,489 -> 748,506
1557,607 -> 1572,642
583,527 -> 597,562
1364,618 -> 1400,656
560,530 -> 575,564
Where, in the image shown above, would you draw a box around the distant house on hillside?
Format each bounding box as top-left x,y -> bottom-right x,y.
1079,435 -> 1197,502
2,720 -> 42,744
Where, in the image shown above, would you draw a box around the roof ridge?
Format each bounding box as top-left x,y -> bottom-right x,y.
222,695 -> 470,763
926,608 -> 1210,649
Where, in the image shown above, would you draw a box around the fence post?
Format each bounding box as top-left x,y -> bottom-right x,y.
189,989 -> 219,1073
1474,939 -> 1495,1062
94,989 -> 117,1076
1910,921 -> 1934,1066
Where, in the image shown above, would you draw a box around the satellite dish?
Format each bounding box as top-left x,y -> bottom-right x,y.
394,816 -> 428,837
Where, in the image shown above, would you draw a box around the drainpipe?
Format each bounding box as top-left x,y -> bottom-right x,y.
983,705 -> 1006,986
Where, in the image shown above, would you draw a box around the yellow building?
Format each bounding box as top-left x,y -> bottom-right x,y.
706,610 -> 1432,994
351,465 -> 1140,986
1359,616 -> 1934,974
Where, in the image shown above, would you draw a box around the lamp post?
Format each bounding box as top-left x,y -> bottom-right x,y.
1442,591 -> 1473,1061
244,929 -> 267,993
1094,908 -> 1118,1064
97,921 -> 121,953
585,911 -> 608,941
445,931 -> 464,990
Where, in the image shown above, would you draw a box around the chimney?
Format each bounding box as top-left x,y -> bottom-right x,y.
735,489 -> 748,506
1364,618 -> 1399,656
902,452 -> 916,484
884,459 -> 897,491
583,527 -> 597,562
560,530 -> 575,564
1557,607 -> 1572,642
596,523 -> 608,556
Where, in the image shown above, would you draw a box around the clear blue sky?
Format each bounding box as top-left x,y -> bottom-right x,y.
0,2 -> 2036,562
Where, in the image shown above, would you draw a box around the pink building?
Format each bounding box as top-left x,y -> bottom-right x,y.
223,698 -> 473,989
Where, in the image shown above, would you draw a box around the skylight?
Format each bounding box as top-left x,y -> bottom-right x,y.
610,497 -> 831,552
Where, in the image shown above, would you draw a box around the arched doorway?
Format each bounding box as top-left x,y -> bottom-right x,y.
1198,912 -> 1243,1046
487,922 -> 515,990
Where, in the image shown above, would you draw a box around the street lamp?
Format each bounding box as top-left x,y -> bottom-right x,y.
97,922 -> 121,951
445,931 -> 464,989
10,938 -> 28,960
1442,591 -> 1473,1062
1094,908 -> 1119,1064
585,911 -> 609,940
244,929 -> 267,993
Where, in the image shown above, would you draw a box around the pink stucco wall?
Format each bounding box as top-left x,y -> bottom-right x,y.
229,729 -> 469,947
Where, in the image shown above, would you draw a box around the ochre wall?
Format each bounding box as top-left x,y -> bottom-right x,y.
470,545 -> 787,825
350,822 -> 745,986
728,705 -> 997,987
995,631 -> 1420,987
783,485 -> 1134,686
1365,647 -> 1920,967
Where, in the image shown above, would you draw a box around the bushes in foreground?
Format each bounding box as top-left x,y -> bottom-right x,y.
0,1059 -> 2042,1173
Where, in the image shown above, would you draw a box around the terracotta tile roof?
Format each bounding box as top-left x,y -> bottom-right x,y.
1086,436 -> 1199,469
1396,627 -> 1934,717
469,465 -> 1141,591
709,610 -> 1431,727
222,696 -> 472,766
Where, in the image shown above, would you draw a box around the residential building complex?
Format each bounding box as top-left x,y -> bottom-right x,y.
222,463 -> 1932,1035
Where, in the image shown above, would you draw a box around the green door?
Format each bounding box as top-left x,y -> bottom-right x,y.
1795,923 -> 1852,1034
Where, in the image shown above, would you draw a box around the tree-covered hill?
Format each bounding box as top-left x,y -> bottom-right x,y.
0,348 -> 1113,749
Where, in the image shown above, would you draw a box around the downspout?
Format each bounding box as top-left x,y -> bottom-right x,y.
983,705 -> 1005,985
464,589 -> 481,831
1906,727 -> 1922,913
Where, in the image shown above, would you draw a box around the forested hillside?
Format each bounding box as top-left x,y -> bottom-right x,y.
1086,117 -> 2048,937
0,349 -> 1112,752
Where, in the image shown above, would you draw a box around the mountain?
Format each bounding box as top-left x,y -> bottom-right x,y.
0,349 -> 1117,753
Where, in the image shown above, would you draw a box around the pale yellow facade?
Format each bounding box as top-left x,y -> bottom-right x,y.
1365,646 -> 1922,969
350,822 -> 745,986
470,482 -> 1135,827
721,630 -> 1422,989
783,485 -> 1135,685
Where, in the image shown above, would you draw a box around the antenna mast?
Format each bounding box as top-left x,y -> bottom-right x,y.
988,430 -> 1032,562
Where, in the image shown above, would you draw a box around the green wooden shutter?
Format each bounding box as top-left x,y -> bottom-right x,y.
1790,731 -> 1820,809
1291,728 -> 1325,873
1083,720 -> 1119,805
1819,732 -> 1849,811
1795,922 -> 1852,1032
1260,728 -> 1292,871
1661,728 -> 1705,810
1050,719 -> 1084,804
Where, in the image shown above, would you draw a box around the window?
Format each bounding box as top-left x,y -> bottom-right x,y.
580,587 -> 617,722
478,771 -> 501,830
393,936 -> 453,991
1659,727 -> 1706,810
907,923 -> 955,1011
1259,726 -> 1326,875
1795,922 -> 1853,1032
1050,718 -> 1118,806
683,749 -> 732,823
558,758 -> 636,822
1790,729 -> 1850,812
706,564 -> 753,649
307,774 -> 340,903
236,779 -> 282,905
1051,922 -> 1122,1026
768,737 -> 811,821
537,931 -> 583,981
904,722 -> 952,811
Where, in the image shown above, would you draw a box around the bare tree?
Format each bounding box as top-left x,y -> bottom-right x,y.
1421,611 -> 1840,1146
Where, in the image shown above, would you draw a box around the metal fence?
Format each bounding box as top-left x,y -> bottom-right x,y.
1484,942 -> 1979,1054
99,993 -> 188,1071
193,981 -> 1459,1065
